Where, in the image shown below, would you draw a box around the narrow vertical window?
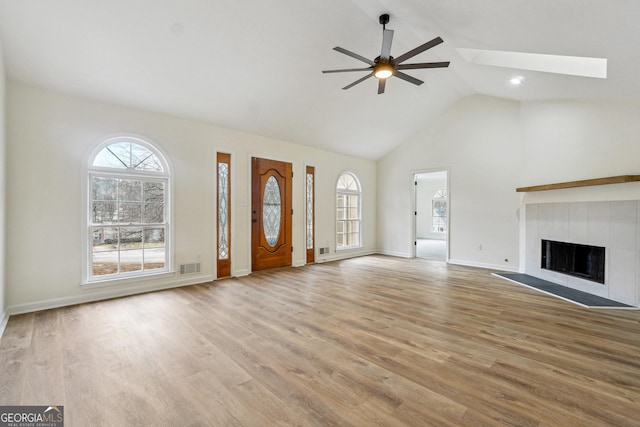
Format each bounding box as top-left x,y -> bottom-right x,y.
217,153 -> 231,278
336,172 -> 361,250
88,137 -> 170,282
432,189 -> 447,232
306,166 -> 315,263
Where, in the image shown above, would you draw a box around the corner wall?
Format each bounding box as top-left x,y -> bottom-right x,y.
0,33 -> 7,335
377,95 -> 522,271
379,93 -> 640,292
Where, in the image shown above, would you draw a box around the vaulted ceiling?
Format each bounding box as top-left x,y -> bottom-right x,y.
1,0 -> 639,159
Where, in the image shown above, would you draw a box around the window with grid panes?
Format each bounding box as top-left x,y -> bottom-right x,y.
88,137 -> 170,281
432,189 -> 447,232
336,172 -> 361,249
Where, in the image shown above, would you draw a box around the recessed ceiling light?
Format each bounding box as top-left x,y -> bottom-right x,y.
510,76 -> 524,85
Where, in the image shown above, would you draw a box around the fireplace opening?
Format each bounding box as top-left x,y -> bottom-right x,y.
541,240 -> 605,284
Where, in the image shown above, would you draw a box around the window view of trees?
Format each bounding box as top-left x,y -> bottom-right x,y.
336,172 -> 361,249
432,189 -> 447,232
89,138 -> 169,280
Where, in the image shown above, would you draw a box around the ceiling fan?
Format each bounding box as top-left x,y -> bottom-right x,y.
322,14 -> 450,94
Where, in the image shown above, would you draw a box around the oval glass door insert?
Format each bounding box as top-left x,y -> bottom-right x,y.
263,176 -> 282,246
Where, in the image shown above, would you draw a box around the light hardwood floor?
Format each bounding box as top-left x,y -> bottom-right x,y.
1,255 -> 640,426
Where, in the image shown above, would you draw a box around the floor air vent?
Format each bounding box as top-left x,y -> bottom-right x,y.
179,262 -> 201,275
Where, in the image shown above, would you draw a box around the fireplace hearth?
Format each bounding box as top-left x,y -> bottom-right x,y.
541,240 -> 605,284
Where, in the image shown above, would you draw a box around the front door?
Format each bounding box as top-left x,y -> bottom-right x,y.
251,157 -> 292,271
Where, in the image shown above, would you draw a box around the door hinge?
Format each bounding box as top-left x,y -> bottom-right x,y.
291,246 -> 294,252
414,241 -> 417,246
292,208 -> 294,215
415,181 -> 418,186
414,211 -> 417,215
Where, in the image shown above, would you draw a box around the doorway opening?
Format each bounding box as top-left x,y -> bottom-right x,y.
414,170 -> 448,261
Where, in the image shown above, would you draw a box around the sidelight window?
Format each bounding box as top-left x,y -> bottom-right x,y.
336,172 -> 361,250
217,153 -> 231,278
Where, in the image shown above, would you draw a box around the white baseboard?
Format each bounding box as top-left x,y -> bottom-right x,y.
7,274 -> 214,316
232,268 -> 251,277
0,310 -> 8,341
375,249 -> 412,258
316,250 -> 377,264
448,258 -> 519,272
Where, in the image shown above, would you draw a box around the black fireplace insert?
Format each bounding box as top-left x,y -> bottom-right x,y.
541,239 -> 605,284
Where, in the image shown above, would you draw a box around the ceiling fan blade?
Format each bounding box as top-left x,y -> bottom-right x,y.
394,37 -> 444,64
378,78 -> 386,94
380,29 -> 394,60
395,71 -> 424,86
397,61 -> 450,70
342,73 -> 373,90
333,47 -> 375,65
322,67 -> 373,74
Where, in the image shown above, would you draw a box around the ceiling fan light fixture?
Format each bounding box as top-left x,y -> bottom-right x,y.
322,14 -> 449,93
374,64 -> 394,79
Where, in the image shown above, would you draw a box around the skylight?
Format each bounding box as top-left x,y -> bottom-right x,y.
457,48 -> 607,79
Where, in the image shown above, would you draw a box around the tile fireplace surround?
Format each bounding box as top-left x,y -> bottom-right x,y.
525,201 -> 639,307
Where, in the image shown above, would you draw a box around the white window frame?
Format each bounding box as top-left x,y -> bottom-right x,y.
83,136 -> 172,286
336,171 -> 362,250
432,189 -> 447,233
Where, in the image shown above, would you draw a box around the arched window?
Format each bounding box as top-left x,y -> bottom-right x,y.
432,189 -> 447,232
336,172 -> 361,250
88,137 -> 170,281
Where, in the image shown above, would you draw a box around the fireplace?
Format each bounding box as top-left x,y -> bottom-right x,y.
525,201 -> 639,307
541,240 -> 605,284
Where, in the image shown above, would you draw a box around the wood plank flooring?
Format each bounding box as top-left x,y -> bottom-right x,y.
1,255 -> 640,426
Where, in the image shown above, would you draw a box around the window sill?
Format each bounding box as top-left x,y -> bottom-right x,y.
336,245 -> 363,251
81,271 -> 176,289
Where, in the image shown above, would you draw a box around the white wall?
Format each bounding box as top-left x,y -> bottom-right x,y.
520,100 -> 640,187
517,99 -> 640,211
378,95 -> 522,271
5,82 -> 376,313
0,33 -> 7,334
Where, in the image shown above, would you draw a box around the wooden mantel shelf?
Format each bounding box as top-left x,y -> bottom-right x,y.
516,175 -> 640,192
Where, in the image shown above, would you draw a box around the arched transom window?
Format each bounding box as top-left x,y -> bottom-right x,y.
336,172 -> 361,250
88,137 -> 170,282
